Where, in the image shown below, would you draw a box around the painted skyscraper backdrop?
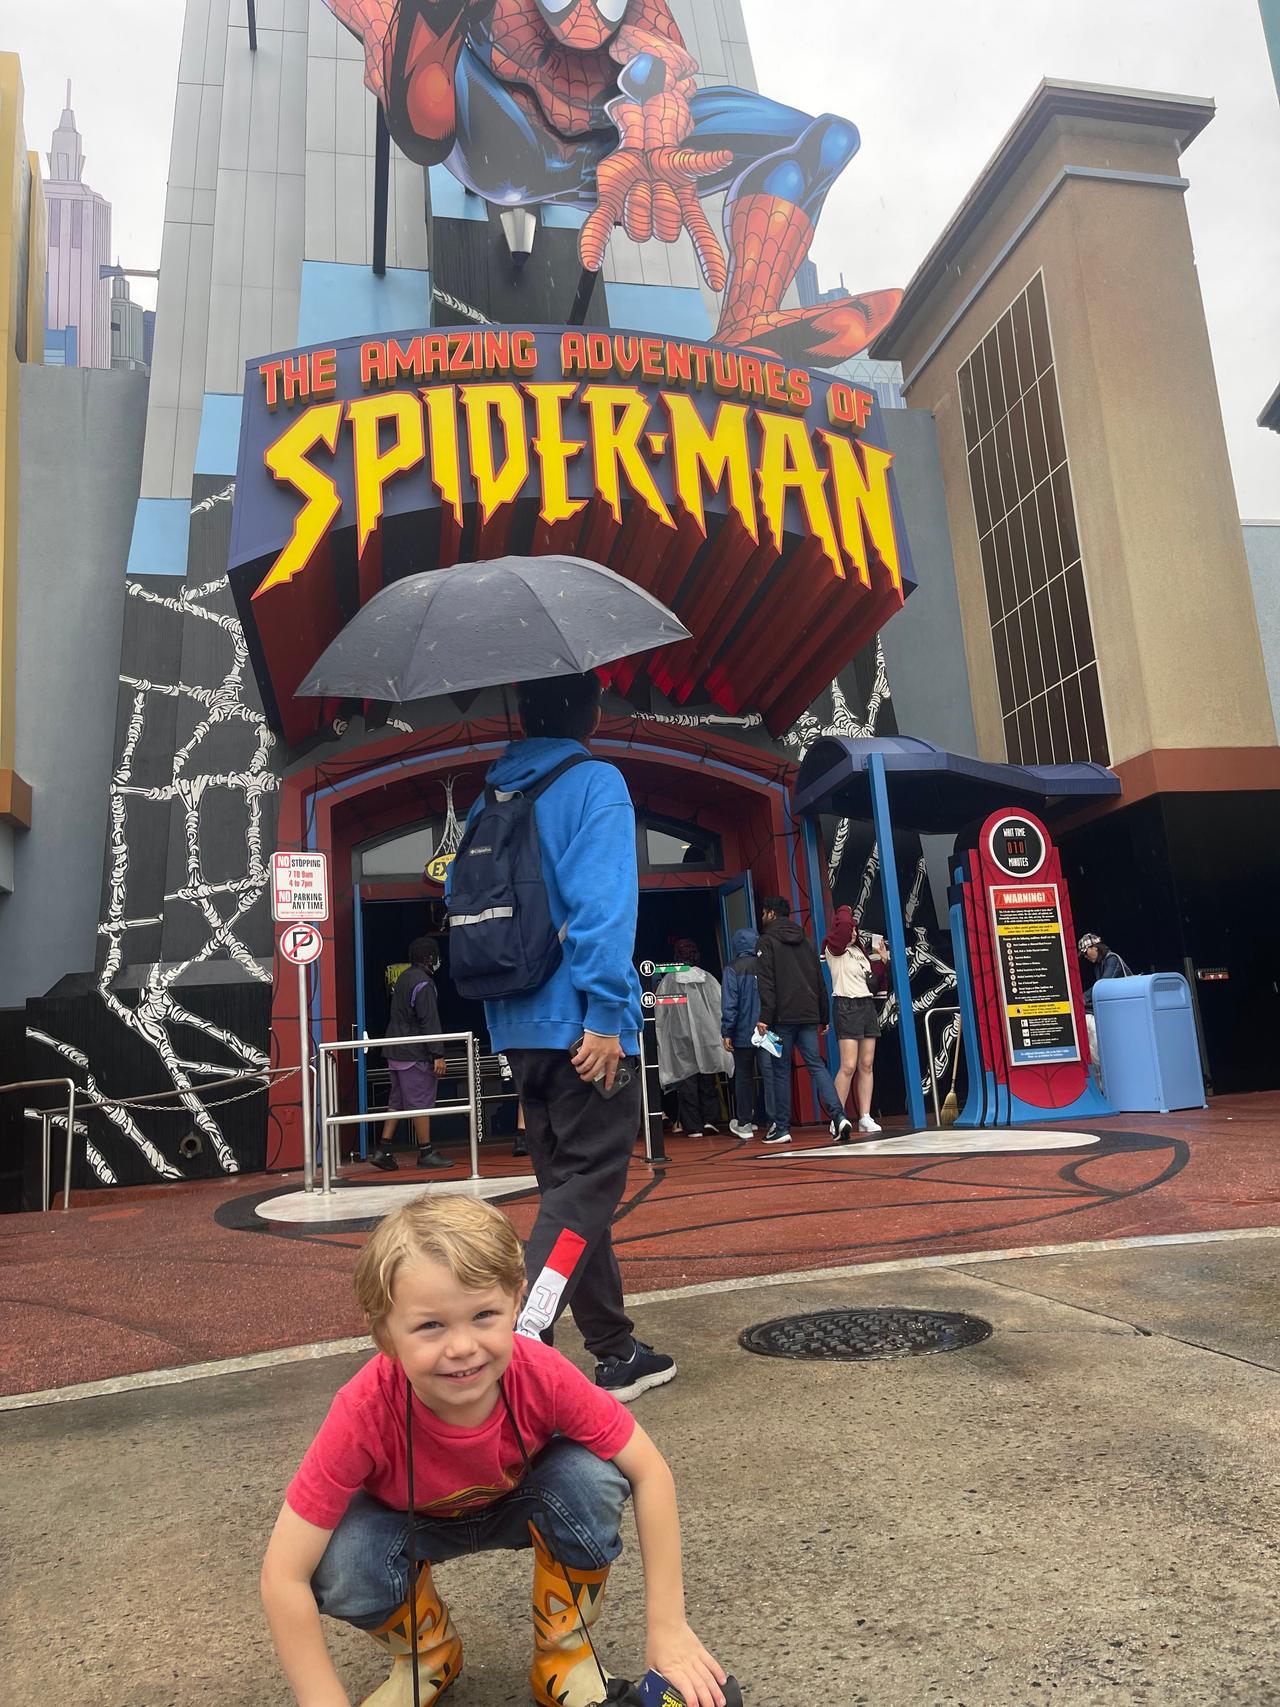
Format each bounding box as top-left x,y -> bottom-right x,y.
43,86 -> 112,369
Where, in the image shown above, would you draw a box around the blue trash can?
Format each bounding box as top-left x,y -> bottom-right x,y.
1092,975 -> 1206,1113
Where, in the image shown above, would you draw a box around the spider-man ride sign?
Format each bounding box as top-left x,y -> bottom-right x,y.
228,326 -> 916,746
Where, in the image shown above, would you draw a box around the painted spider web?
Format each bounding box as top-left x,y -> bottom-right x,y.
27,489 -> 280,1183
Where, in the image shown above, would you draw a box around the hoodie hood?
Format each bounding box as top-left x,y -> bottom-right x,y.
731,927 -> 758,957
824,905 -> 856,956
485,737 -> 591,793
766,918 -> 806,945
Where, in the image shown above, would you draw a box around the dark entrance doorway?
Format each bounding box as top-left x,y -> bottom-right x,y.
355,893 -> 485,1150
636,887 -> 725,977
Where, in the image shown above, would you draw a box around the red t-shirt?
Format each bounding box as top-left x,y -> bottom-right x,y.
286,1334 -> 635,1531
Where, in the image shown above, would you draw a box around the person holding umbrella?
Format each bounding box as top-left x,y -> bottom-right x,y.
301,557 -> 690,1402
451,671 -> 676,1403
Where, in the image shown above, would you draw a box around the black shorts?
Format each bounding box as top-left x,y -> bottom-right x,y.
834,995 -> 880,1041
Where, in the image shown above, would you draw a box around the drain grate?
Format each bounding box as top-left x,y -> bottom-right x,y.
739,1307 -> 992,1362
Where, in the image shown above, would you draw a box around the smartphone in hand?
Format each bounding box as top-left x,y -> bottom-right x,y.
571,1038 -> 633,1100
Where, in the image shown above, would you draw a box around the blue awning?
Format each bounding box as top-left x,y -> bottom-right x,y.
793,736 -> 1120,834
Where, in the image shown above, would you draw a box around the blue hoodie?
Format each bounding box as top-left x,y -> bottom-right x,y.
720,927 -> 761,1046
451,737 -> 643,1054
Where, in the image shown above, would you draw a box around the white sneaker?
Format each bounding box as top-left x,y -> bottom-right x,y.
729,1120 -> 756,1139
857,1115 -> 882,1135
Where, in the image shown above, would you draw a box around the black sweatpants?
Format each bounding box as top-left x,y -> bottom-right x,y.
676,1072 -> 721,1134
505,1048 -> 640,1362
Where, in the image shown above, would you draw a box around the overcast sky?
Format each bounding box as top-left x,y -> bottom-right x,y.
7,0 -> 1279,514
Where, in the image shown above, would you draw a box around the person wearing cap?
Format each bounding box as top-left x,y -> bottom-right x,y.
1078,932 -> 1133,1078
1078,934 -> 1133,1012
823,904 -> 888,1138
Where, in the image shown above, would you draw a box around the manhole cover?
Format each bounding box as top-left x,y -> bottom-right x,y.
739,1307 -> 992,1362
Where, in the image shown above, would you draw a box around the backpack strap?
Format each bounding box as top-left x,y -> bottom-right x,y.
494,751 -> 593,805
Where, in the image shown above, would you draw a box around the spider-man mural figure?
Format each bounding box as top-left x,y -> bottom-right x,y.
326,0 -> 901,363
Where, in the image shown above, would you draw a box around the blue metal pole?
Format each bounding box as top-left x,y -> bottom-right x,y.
867,751 -> 927,1130
800,815 -> 840,1081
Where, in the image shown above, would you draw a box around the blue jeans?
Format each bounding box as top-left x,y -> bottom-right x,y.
731,1045 -> 773,1126
312,1440 -> 629,1629
769,1025 -> 844,1134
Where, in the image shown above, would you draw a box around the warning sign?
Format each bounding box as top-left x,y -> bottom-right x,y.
271,851 -> 329,923
989,883 -> 1080,1066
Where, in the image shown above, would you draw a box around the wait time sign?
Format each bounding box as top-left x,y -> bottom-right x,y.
989,884 -> 1080,1066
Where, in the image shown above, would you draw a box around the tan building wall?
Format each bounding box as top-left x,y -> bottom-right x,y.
1,52 -> 46,858
877,82 -> 1277,779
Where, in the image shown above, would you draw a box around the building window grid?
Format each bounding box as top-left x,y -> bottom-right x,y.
959,276 -> 1108,766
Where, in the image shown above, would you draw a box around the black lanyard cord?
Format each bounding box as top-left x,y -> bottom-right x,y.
405,1369 -> 422,1707
402,1368 -> 610,1707
499,1374 -> 611,1702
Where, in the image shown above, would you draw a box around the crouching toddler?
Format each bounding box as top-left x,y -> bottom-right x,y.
261,1195 -> 726,1707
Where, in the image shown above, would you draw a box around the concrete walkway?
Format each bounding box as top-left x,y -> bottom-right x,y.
4,1236 -> 1279,1706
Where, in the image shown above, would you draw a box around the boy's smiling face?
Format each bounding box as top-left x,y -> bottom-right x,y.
381,1257 -> 520,1424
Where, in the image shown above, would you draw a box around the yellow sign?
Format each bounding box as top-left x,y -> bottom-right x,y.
424,851 -> 456,887
1006,1001 -> 1072,1017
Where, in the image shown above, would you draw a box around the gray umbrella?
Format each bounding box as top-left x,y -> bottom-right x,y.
297,556 -> 691,702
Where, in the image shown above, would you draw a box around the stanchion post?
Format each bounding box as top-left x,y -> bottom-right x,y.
320,1052 -> 333,1196
640,1021 -> 669,1163
638,1017 -> 651,1167
62,1082 -> 76,1212
40,1112 -> 50,1212
468,1033 -> 482,1181
638,1021 -> 653,1162
298,959 -> 314,1193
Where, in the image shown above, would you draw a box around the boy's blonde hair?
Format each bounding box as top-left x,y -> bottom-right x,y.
355,1194 -> 526,1347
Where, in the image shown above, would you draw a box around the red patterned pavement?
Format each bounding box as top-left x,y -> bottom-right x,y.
1,1095 -> 1277,1396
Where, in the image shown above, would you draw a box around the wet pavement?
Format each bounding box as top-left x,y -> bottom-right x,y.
3,1091 -> 1279,1396
4,1235 -> 1279,1706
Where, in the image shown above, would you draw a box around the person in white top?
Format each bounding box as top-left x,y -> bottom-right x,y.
822,905 -> 887,1139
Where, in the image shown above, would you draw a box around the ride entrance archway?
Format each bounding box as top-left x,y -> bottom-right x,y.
269,717 -> 814,1168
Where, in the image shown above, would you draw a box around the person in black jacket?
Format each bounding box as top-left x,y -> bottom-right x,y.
372,937 -> 451,1171
755,897 -> 852,1146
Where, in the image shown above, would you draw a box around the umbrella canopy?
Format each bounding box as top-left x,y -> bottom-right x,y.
297,556 -> 691,703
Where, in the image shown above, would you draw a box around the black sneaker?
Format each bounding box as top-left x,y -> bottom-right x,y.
370,1149 -> 398,1172
834,1118 -> 855,1145
702,1124 -> 720,1136
512,1139 -> 529,1157
417,1147 -> 452,1170
594,1339 -> 677,1403
762,1128 -> 792,1145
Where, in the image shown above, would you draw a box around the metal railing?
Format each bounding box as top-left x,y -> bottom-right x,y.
315,1031 -> 482,1195
923,1006 -> 961,1127
1,1078 -> 77,1212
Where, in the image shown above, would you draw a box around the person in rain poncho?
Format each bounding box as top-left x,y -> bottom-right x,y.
655,938 -> 725,1136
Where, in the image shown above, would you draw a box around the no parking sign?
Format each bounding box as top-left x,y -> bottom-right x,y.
280,922 -> 323,965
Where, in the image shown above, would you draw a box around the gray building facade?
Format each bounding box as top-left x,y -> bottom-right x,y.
7,0 -> 970,1197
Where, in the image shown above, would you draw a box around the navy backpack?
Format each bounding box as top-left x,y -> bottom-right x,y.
447,754 -> 590,1001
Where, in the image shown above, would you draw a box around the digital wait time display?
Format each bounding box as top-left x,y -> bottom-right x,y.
989,884 -> 1081,1066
